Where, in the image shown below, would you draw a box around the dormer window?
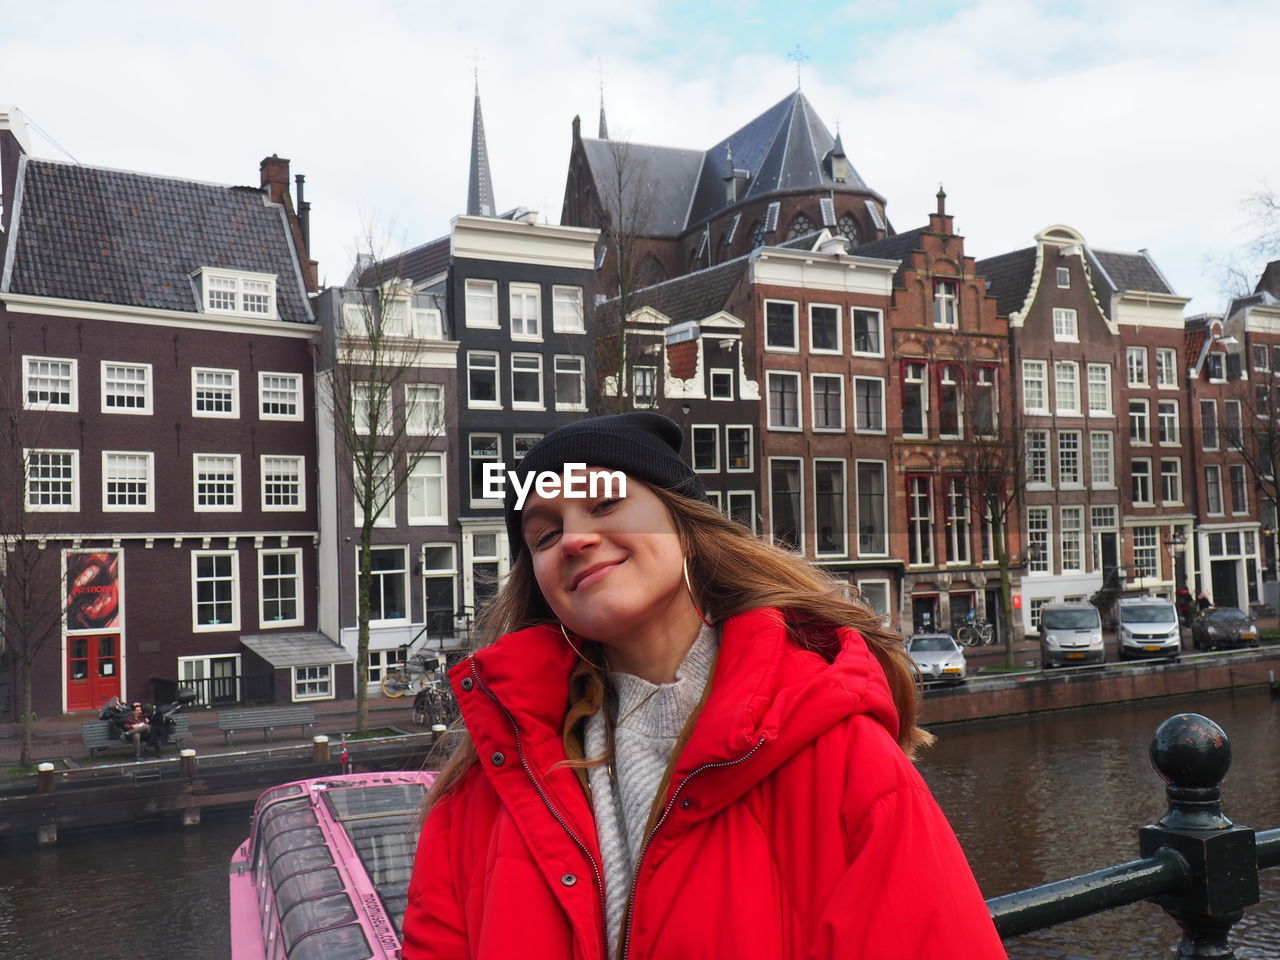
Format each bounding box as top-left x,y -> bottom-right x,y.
832,154 -> 848,183
198,268 -> 278,319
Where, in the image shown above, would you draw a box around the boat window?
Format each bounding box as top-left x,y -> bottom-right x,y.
262,807 -> 319,848
276,867 -> 345,917
288,923 -> 372,960
323,783 -> 426,820
282,893 -> 358,950
259,784 -> 304,808
267,826 -> 327,866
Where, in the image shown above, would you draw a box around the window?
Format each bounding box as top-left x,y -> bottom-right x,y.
552,285 -> 584,333
1257,383 -> 1272,416
1027,508 -> 1050,573
406,383 -> 445,436
510,283 -> 541,340
512,434 -> 542,460
1023,360 -> 1048,413
259,549 -> 302,627
632,366 -> 657,408
856,461 -> 888,556
469,434 -> 501,506
380,299 -> 408,338
23,356 -> 77,410
200,269 -> 276,318
193,552 -> 238,630
1205,353 -> 1225,381
811,375 -> 844,430
351,382 -> 392,436
974,366 -> 997,436
1131,459 -> 1153,505
933,279 -> 958,327
1132,527 -> 1159,581
769,459 -> 803,551
767,371 -> 801,429
422,544 -> 458,635
1053,308 -> 1078,342
1090,431 -> 1114,488
1091,506 -> 1118,571
261,456 -> 304,510
25,449 -> 78,510
813,461 -> 847,557
1056,266 -> 1071,288
293,665 -> 332,701
1224,400 -> 1242,449
194,454 -> 240,511
1129,399 -> 1150,444
939,366 -> 962,437
853,377 -> 885,433
726,426 -> 753,471
366,546 -> 408,623
259,373 -> 302,420
1057,430 -> 1081,487
1054,361 -> 1080,414
1157,400 -> 1179,445
857,580 -> 891,618
1060,507 -> 1083,573
103,451 -> 153,511
1026,430 -> 1049,487
510,354 -> 544,409
727,491 -> 756,533
809,304 -> 841,353
1205,465 -> 1224,515
1200,400 -> 1219,450
691,426 -> 719,472
1156,348 -> 1178,387
765,300 -> 798,350
192,368 -> 238,418
1161,458 -> 1183,504
903,362 -> 928,436
945,478 -> 969,564
408,453 -> 446,524
1127,347 -> 1148,387
467,351 -> 500,408
1254,344 -> 1270,373
1087,364 -> 1112,415
852,309 -> 883,355
412,307 -> 443,339
554,356 -> 586,410
907,475 -> 933,566
101,362 -> 151,414
342,302 -> 372,336
465,279 -> 498,328
1029,598 -> 1048,631
1230,464 -> 1248,514
710,369 -> 734,400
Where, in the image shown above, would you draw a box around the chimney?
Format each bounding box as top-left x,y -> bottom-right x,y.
259,155 -> 291,205
295,174 -> 310,252
936,184 -> 947,216
0,106 -> 31,237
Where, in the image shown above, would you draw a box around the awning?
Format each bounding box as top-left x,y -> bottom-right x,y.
240,631 -> 355,668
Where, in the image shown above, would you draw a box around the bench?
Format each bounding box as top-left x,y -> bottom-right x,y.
81,715 -> 191,760
217,705 -> 316,745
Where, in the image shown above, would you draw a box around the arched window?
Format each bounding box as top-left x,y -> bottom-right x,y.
750,221 -> 768,249
787,213 -> 815,240
837,213 -> 858,243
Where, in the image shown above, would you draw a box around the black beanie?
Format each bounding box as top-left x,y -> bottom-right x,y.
504,412 -> 708,556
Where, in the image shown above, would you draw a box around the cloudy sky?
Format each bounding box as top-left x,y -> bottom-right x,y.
3,0 -> 1276,313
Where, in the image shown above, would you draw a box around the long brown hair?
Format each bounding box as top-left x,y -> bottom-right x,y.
423,484 -> 930,813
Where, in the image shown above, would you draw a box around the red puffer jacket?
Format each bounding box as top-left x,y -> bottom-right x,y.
402,608 -> 1006,959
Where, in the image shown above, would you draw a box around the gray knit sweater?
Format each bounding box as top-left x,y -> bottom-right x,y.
584,625 -> 718,957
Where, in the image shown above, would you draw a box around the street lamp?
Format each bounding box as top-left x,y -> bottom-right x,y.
1165,530 -> 1188,595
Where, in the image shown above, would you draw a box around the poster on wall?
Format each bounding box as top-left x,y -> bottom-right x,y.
65,551 -> 122,630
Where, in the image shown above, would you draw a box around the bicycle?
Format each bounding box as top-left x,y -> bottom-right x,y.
381,651 -> 440,698
956,620 -> 996,647
412,675 -> 458,728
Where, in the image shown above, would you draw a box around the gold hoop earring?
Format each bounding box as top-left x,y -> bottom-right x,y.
683,557 -> 713,627
559,621 -> 601,669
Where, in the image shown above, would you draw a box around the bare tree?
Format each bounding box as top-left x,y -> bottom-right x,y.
1223,371 -> 1280,532
319,241 -> 446,734
1245,186 -> 1280,259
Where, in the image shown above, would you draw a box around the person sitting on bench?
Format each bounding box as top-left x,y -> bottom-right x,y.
121,702 -> 151,745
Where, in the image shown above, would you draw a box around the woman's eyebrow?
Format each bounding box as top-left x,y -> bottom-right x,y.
519,501 -> 557,531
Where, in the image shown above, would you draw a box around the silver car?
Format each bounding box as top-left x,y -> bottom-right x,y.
907,632 -> 967,685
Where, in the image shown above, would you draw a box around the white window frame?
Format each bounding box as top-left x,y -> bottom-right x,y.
1157,399 -> 1180,446
102,450 -> 154,513
691,425 -> 720,473
632,365 -> 658,408
852,308 -> 884,357
1026,430 -> 1050,489
407,453 -> 447,525
405,383 -> 445,436
1054,360 -> 1080,415
856,460 -> 889,558
1129,399 -> 1151,445
938,364 -> 963,439
467,351 -> 501,409
808,303 -> 842,354
24,448 -> 79,512
292,665 -> 333,701
100,361 -> 153,415
726,490 -> 756,532
194,454 -> 241,512
810,373 -> 845,431
764,299 -> 800,352
1087,363 -> 1112,416
1205,465 -> 1224,516
1160,458 -> 1183,506
1230,464 -> 1249,515
260,455 -> 305,511
258,372 -> 303,421
933,279 -> 958,328
1156,348 -> 1178,388
192,550 -> 239,632
364,545 -> 410,626
512,434 -> 543,460
1127,347 -> 1149,387
1132,527 -> 1160,582
1056,266 -> 1071,288
907,474 -> 934,567
853,376 -> 886,434
352,382 -> 392,437
1052,308 -> 1078,342
1131,458 -> 1154,507
258,547 -> 304,629
1060,506 -> 1084,573
198,268 -> 278,320
903,361 -> 929,438
857,579 -> 892,618
1090,431 -> 1114,489
464,278 -> 499,328
1057,430 -> 1082,488
944,476 -> 970,565
813,459 -> 848,558
767,456 -> 805,552
412,307 -> 443,340
469,434 -> 502,508
552,285 -> 585,333
192,367 -> 239,419
354,455 -> 395,527
1027,507 -> 1051,574
23,356 -> 78,411
510,353 -> 545,411
1200,400 -> 1219,451
1022,360 -> 1048,414
766,370 -> 802,430
554,355 -> 587,412
509,282 -> 542,341
725,425 -> 754,472
709,368 -> 734,401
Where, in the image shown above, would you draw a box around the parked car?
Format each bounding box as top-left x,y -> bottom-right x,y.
907,632 -> 967,685
1039,602 -> 1105,668
1191,607 -> 1259,651
1115,597 -> 1182,661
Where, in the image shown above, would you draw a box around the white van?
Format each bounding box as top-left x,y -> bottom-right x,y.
1039,602 -> 1105,668
1115,597 -> 1181,661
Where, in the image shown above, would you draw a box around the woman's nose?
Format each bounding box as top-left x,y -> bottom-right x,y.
558,525 -> 600,555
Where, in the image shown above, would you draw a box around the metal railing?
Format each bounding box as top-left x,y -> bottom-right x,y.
151,673 -> 274,708
986,712 -> 1277,955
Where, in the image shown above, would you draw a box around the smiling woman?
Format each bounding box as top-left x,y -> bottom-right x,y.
401,413 -> 1007,960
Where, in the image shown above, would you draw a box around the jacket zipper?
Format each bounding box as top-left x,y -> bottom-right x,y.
619,736 -> 767,960
470,660 -> 610,959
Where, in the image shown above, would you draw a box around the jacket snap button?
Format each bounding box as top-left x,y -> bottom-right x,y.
490,751 -> 505,767
460,677 -> 474,691
679,798 -> 692,810
561,874 -> 577,886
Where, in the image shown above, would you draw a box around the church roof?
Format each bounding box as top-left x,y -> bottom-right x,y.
580,139 -> 706,237
467,86 -> 496,218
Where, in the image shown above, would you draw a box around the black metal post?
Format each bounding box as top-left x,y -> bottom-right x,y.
1139,713 -> 1260,958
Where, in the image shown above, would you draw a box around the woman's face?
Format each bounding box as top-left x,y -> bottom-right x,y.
520,469 -> 688,647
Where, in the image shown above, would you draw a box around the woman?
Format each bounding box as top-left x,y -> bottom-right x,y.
402,413 -> 1005,959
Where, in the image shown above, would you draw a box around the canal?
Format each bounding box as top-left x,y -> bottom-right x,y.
1,688 -> 1276,959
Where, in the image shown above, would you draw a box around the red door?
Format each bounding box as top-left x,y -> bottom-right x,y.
67,634 -> 121,711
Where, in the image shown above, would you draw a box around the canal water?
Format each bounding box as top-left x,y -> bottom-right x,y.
1,688 -> 1276,959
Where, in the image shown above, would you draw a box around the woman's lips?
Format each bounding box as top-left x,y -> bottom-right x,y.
572,560 -> 623,591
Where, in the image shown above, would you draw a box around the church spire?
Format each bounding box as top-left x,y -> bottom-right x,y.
598,81 -> 609,139
467,75 -> 496,217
